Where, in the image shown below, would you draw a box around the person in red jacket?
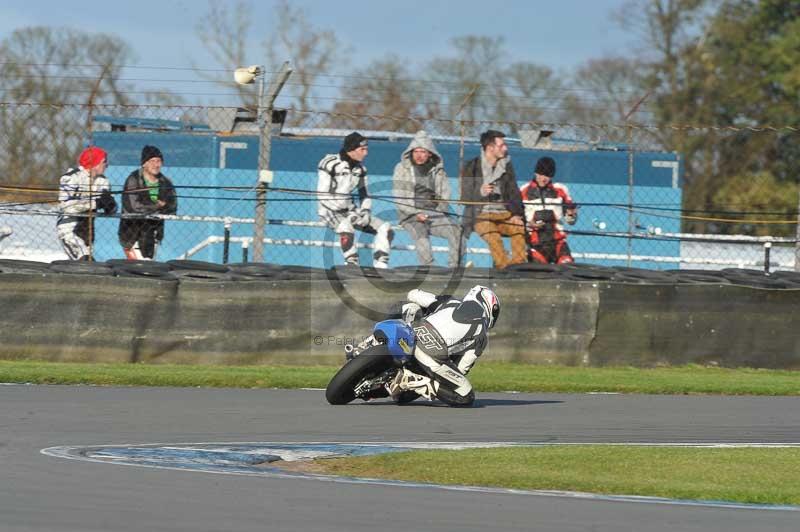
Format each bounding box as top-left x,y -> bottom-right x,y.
519,157 -> 578,264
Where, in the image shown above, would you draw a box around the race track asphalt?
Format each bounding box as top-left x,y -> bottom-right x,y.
2,384 -> 799,532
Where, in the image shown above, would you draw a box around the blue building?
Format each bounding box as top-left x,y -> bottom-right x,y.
91,116 -> 682,268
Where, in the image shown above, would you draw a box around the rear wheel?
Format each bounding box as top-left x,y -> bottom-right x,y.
325,345 -> 394,405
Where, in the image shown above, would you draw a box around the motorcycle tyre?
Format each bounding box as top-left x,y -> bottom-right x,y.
325,346 -> 394,405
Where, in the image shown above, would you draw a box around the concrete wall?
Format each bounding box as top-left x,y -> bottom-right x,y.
2,272 -> 798,368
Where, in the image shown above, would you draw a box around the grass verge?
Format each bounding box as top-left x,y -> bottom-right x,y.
0,360 -> 799,395
311,446 -> 800,506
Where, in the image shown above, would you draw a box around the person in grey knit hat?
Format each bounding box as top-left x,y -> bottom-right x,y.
393,130 -> 461,267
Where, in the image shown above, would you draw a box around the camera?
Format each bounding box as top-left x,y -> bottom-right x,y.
533,210 -> 555,223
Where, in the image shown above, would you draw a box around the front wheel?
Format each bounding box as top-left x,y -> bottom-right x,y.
325,345 -> 394,405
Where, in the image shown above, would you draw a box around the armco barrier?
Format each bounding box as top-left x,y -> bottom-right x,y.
0,263 -> 798,368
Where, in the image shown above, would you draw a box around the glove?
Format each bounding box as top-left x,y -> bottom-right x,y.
401,302 -> 422,324
97,190 -> 117,214
354,208 -> 371,226
407,289 -> 437,309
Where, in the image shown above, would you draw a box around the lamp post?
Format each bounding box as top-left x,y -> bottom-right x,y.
233,63 -> 292,262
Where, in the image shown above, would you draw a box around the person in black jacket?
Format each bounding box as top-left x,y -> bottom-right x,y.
460,130 -> 526,269
118,145 -> 178,260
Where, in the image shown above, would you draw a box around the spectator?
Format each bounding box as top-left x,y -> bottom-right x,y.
460,130 -> 526,269
317,132 -> 393,268
118,145 -> 177,260
393,130 -> 461,268
56,146 -> 117,261
520,156 -> 578,264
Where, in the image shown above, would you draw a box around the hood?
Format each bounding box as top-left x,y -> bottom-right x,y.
401,130 -> 442,165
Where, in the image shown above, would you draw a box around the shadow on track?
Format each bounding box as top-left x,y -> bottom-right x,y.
351,399 -> 564,408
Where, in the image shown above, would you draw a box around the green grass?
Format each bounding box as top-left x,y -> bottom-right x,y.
313,446 -> 800,505
0,360 -> 335,389
1,360 -> 799,395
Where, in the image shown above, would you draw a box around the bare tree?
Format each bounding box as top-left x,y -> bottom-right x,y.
194,0 -> 346,125
265,0 -> 347,125
327,57 -> 426,133
421,36 -> 558,136
425,36 -> 506,127
194,0 -> 257,108
0,27 -> 160,199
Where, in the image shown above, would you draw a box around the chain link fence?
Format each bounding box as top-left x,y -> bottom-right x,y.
1,102 -> 798,271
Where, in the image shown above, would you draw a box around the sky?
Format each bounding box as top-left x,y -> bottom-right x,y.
0,0 -> 638,106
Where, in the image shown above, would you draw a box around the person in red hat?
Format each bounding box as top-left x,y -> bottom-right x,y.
56,146 -> 117,260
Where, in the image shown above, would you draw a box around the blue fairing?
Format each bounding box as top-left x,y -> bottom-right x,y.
373,320 -> 416,363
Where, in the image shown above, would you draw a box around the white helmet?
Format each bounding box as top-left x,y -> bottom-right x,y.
464,285 -> 500,329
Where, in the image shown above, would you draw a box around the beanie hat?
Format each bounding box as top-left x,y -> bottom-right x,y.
141,145 -> 164,165
342,132 -> 368,153
78,146 -> 107,170
534,156 -> 556,178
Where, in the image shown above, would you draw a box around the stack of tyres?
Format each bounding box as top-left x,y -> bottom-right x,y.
0,259 -> 51,275
719,268 -> 797,289
665,269 -> 732,285
560,263 -> 617,282
106,259 -> 176,280
504,262 -> 563,280
610,267 -> 677,284
48,259 -> 113,276
226,262 -> 283,280
166,259 -> 235,282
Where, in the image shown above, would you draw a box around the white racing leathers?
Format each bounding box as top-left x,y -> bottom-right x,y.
317,152 -> 393,268
402,289 -> 487,406
57,167 -> 113,260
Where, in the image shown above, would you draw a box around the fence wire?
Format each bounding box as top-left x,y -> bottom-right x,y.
0,102 -> 798,271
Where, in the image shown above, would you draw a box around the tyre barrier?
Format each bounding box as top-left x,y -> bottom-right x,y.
167,259 -> 230,273
0,259 -> 52,274
226,262 -> 283,279
49,260 -> 114,276
1,258 -> 798,290
109,260 -> 176,280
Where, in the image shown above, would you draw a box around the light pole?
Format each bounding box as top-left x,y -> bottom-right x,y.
233,62 -> 292,262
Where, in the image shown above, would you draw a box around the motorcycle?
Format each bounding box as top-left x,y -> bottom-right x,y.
325,319 -> 473,406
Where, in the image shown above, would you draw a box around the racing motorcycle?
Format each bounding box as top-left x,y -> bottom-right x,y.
326,319 -> 458,406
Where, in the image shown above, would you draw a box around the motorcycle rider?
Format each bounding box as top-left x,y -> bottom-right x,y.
317,131 -> 394,268
397,285 -> 500,407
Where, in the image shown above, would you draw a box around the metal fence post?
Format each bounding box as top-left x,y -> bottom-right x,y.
626,124 -> 634,267
252,61 -> 293,263
222,217 -> 232,264
764,241 -> 772,274
795,194 -> 800,271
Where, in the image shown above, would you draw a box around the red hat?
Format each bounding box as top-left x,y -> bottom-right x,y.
78,146 -> 107,170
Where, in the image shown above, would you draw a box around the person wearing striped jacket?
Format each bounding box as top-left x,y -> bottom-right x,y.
57,146 -> 117,260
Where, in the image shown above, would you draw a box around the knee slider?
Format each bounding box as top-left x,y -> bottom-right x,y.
340,232 -> 355,252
